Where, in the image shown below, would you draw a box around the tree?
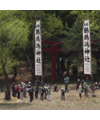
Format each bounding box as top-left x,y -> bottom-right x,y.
0,10 -> 30,100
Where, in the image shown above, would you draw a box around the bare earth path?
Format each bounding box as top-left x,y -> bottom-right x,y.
0,84 -> 100,110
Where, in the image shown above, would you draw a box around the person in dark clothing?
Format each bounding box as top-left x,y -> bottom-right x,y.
64,80 -> 69,92
61,87 -> 65,100
35,86 -> 39,99
35,79 -> 40,87
81,79 -> 85,92
17,84 -> 20,99
40,87 -> 44,100
53,84 -> 58,92
94,82 -> 99,90
99,82 -> 100,89
29,87 -> 34,102
76,79 -> 81,91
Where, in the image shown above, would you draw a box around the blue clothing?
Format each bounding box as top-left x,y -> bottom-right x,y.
35,87 -> 39,91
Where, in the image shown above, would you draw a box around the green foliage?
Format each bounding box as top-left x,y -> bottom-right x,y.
42,13 -> 63,39
0,10 -> 30,75
62,10 -> 100,72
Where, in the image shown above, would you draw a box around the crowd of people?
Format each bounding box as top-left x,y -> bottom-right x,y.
11,79 -> 52,102
10,76 -> 100,102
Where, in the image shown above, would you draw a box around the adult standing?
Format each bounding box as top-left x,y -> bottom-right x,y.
81,79 -> 85,92
29,87 -> 34,102
40,87 -> 44,100
47,87 -> 51,101
83,82 -> 89,97
14,83 -> 18,97
35,86 -> 39,99
61,87 -> 65,100
20,84 -> 24,100
64,79 -> 69,92
23,83 -> 27,98
79,85 -> 82,100
44,84 -> 47,99
35,79 -> 40,87
76,79 -> 81,91
17,84 -> 20,99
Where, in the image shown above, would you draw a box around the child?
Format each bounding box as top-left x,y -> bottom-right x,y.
53,84 -> 58,92
61,87 -> 65,100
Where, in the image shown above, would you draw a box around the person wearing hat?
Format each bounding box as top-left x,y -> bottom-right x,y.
53,84 -> 58,92
26,82 -> 31,88
40,87 -> 44,100
76,79 -> 81,91
94,82 -> 99,90
61,86 -> 65,100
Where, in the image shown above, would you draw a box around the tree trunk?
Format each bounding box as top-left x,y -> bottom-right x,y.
2,63 -> 11,100
12,66 -> 17,82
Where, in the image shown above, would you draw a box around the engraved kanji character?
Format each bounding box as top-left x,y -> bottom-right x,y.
84,56 -> 90,62
36,36 -> 40,42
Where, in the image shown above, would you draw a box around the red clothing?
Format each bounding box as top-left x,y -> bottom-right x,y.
17,87 -> 19,92
14,85 -> 18,91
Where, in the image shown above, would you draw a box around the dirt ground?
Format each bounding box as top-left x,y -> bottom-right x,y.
0,83 -> 100,110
